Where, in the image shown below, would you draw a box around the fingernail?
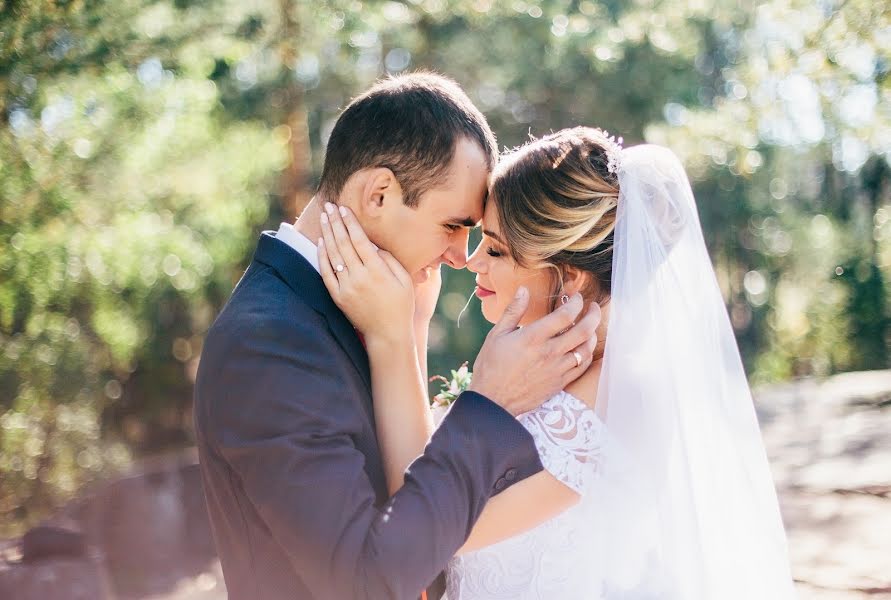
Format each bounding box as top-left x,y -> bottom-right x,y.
515,286 -> 527,299
339,206 -> 347,217
318,238 -> 324,248
320,212 -> 328,224
325,203 -> 335,215
572,293 -> 583,304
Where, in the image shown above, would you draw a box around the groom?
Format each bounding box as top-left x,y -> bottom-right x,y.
194,73 -> 599,600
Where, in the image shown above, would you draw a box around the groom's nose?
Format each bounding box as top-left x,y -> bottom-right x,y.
442,230 -> 470,269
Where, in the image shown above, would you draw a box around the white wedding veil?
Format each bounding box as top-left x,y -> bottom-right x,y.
589,145 -> 797,598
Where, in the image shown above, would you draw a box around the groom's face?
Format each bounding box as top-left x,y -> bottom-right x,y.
374,137 -> 490,280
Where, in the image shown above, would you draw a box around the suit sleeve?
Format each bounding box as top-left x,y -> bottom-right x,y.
206,317 -> 543,599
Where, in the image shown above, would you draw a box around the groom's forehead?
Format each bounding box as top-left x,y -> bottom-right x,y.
439,195 -> 484,224
426,190 -> 484,225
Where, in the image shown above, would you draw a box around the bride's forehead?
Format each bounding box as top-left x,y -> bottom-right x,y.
481,200 -> 499,225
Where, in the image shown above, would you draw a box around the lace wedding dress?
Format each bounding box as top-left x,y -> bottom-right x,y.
445,390 -> 607,600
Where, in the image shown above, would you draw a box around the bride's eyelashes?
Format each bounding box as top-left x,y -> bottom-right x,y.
476,237 -> 504,258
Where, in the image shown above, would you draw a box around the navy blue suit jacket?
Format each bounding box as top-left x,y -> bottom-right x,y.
194,232 -> 543,599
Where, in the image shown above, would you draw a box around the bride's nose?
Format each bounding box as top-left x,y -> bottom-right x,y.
466,243 -> 486,273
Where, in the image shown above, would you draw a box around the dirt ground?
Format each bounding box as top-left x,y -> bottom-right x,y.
759,371 -> 891,598
142,371 -> 891,600
3,371 -> 889,599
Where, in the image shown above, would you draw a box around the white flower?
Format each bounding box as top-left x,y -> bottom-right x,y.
429,361 -> 472,409
431,404 -> 449,427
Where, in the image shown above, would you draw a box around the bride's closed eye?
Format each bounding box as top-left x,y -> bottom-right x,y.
481,236 -> 505,258
475,237 -> 504,258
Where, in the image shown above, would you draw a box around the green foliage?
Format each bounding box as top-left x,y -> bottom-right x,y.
1,0 -> 285,534
1,0 -> 889,534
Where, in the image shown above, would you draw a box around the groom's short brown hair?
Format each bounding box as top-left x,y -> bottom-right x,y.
317,72 -> 498,208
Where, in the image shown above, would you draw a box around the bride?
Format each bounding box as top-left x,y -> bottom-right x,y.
316,127 -> 796,599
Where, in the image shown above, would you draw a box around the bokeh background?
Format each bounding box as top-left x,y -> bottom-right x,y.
1,0 -> 890,598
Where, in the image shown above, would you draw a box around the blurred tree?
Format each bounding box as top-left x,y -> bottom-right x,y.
0,0 -> 286,533
649,0 -> 890,380
1,0 -> 888,534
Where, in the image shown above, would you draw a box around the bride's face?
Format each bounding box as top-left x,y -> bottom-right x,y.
467,201 -> 555,326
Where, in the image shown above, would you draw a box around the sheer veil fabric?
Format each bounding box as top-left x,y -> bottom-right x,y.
590,145 -> 796,598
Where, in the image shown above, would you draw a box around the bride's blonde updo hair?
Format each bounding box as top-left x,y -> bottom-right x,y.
490,126 -> 621,307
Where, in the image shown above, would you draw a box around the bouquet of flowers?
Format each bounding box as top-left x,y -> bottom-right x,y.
428,362 -> 471,425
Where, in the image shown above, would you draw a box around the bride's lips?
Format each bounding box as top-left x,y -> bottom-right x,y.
475,285 -> 495,299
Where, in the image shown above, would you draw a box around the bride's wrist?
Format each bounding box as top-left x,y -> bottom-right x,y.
364,329 -> 416,354
413,314 -> 432,332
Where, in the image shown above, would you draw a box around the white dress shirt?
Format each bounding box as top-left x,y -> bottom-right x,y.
275,222 -> 320,274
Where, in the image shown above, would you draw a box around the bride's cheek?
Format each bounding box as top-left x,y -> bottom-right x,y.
493,298 -> 508,321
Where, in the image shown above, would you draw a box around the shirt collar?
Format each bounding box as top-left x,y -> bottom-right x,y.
275,222 -> 320,274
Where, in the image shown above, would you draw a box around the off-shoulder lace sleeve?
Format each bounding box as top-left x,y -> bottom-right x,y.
518,391 -> 605,496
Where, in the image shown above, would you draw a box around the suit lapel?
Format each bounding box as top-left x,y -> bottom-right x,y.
252,232 -> 372,393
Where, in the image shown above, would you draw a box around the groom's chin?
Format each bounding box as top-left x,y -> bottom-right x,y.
412,266 -> 433,284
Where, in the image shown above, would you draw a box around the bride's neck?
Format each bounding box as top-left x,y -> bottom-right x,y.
564,358 -> 603,411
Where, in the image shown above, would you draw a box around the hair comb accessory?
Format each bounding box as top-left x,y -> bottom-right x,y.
598,129 -> 624,174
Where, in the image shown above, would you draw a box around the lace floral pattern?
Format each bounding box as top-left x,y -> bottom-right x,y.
518,391 -> 605,495
446,391 -> 607,600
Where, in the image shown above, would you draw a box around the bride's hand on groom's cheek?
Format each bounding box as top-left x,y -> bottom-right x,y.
317,203 -> 415,345
469,291 -> 601,416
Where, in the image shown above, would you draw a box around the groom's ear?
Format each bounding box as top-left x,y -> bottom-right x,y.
360,168 -> 403,217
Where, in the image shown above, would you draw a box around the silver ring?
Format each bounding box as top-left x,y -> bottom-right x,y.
335,264 -> 344,273
573,351 -> 583,368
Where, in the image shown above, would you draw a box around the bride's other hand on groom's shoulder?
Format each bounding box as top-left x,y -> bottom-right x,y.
469,290 -> 600,416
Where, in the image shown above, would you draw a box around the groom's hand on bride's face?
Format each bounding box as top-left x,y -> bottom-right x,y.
469,290 -> 601,416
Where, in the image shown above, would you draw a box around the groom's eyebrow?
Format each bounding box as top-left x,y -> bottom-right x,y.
448,216 -> 478,228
